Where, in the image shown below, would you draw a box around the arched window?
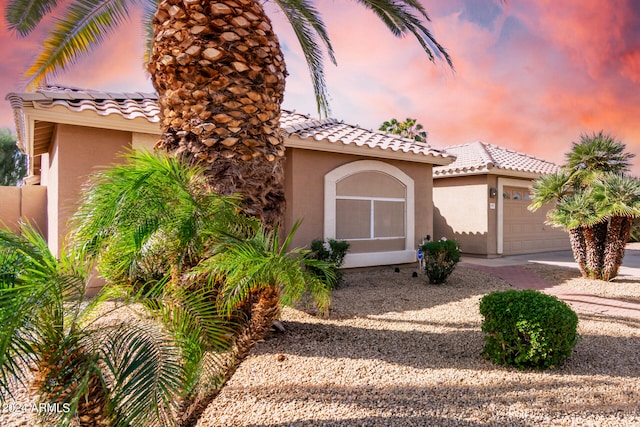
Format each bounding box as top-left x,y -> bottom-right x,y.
325,161 -> 415,267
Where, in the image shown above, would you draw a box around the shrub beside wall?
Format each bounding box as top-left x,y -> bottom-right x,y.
307,239 -> 349,287
479,289 -> 579,370
421,238 -> 460,284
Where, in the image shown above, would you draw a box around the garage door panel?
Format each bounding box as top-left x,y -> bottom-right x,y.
503,185 -> 569,255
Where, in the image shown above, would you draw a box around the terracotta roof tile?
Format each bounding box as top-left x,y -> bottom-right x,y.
8,86 -> 452,164
434,141 -> 558,178
280,111 -> 447,158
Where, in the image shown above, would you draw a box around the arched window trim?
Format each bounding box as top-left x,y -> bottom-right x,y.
324,160 -> 415,268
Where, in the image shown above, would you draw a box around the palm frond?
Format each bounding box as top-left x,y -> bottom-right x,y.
24,0 -> 134,88
0,224 -> 89,402
5,0 -> 59,36
274,0 -> 335,116
566,131 -> 634,182
547,190 -> 602,230
592,173 -> 640,219
352,0 -> 452,67
101,322 -> 183,427
72,151 -> 241,284
141,0 -> 158,66
193,223 -> 331,317
137,279 -> 234,393
528,171 -> 571,211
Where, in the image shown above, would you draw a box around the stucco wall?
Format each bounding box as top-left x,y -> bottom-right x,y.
47,124 -> 132,254
433,175 -> 490,255
0,186 -> 47,235
0,187 -> 21,232
283,146 -> 433,255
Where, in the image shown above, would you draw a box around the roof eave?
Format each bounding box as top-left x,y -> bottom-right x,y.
6,93 -> 27,154
434,168 -> 551,180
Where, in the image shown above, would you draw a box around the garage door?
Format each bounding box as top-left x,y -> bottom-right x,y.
502,186 -> 569,255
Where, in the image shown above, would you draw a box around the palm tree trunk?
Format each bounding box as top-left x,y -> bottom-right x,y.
178,286 -> 281,427
569,226 -> 588,277
607,216 -> 634,280
603,216 -> 625,281
582,221 -> 608,279
149,0 -> 288,227
31,350 -> 109,427
582,225 -> 600,279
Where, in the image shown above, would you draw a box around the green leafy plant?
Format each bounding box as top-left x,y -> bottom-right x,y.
479,290 -> 580,370
629,218 -> 640,242
421,238 -> 460,284
0,129 -> 27,186
71,151 -> 333,426
306,239 -> 350,287
379,118 -> 428,142
0,224 -> 187,427
529,131 -> 640,280
0,151 -> 335,427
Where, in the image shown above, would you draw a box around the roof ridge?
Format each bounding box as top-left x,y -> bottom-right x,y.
474,141 -> 495,168
483,142 -> 556,166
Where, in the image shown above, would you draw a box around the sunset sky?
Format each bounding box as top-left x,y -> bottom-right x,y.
1,0 -> 640,175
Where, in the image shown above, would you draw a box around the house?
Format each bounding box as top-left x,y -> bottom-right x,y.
5,86 -> 454,268
432,141 -> 570,257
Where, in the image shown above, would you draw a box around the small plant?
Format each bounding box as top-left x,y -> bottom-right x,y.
479,289 -> 580,370
307,239 -> 350,287
421,238 -> 460,284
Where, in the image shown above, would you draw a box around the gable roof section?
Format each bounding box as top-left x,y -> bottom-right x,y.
6,86 -> 452,166
433,141 -> 558,179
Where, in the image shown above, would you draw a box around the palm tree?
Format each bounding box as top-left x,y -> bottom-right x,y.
592,173 -> 640,280
566,131 -> 634,179
0,224 -> 186,427
530,131 -> 640,281
379,117 -> 428,142
6,0 -> 452,226
0,129 -> 27,186
71,150 -> 333,426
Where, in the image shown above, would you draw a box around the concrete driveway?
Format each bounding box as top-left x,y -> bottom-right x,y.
461,243 -> 640,278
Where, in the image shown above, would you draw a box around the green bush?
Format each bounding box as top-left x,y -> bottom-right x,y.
479,289 -> 580,370
307,239 -> 350,287
629,218 -> 640,242
421,238 -> 460,284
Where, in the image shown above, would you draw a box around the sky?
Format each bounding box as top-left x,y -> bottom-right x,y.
1,0 -> 640,175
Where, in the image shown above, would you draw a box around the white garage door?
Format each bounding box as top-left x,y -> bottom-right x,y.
502,186 -> 569,255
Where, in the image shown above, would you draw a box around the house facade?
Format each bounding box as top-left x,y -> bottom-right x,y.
6,86 -> 453,268
432,142 -> 570,257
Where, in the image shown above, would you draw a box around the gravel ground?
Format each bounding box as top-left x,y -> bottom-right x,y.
196,265 -> 640,427
2,265 -> 639,426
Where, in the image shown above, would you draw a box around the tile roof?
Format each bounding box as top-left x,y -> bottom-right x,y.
280,111 -> 451,160
433,141 -> 558,178
7,85 -> 452,165
8,85 -> 161,123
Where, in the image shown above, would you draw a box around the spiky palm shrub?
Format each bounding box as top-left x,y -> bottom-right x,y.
592,173 -> 640,280
72,151 -> 332,427
0,224 -> 185,427
530,132 -> 640,281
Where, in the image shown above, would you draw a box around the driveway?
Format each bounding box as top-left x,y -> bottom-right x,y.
461,243 -> 640,278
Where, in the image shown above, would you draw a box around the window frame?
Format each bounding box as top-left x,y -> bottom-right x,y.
335,196 -> 406,240
325,160 -> 415,268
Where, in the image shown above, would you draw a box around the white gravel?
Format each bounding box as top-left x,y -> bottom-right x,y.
3,265 -> 639,426
196,265 -> 640,427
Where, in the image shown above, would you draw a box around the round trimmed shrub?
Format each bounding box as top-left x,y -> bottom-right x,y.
479,289 -> 579,370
